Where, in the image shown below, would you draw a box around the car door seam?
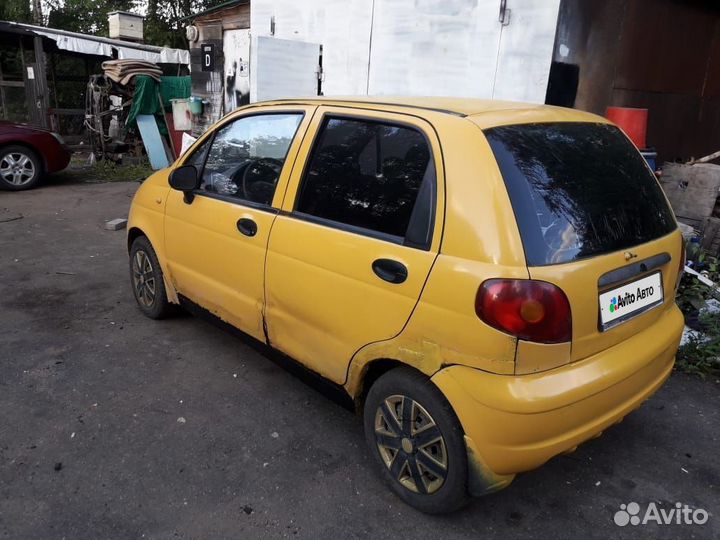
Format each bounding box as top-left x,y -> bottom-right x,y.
262,105 -> 321,347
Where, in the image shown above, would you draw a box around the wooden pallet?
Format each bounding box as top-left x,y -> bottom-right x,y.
660,163 -> 720,225
702,217 -> 720,256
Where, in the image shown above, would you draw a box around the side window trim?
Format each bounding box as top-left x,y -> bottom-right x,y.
289,210 -> 405,246
182,132 -> 216,177
197,190 -> 280,214
188,110 -> 307,210
290,112 -> 438,251
404,154 -> 436,249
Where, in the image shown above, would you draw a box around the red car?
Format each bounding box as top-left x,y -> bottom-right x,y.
0,121 -> 72,190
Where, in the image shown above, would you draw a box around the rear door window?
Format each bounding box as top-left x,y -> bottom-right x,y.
295,116 -> 435,248
484,122 -> 676,266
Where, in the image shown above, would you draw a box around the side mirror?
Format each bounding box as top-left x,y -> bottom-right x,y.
169,165 -> 200,204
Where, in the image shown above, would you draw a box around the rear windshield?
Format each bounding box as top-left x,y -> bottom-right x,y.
484,122 -> 676,266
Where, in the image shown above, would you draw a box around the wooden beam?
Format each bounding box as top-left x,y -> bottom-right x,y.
47,108 -> 85,115
33,35 -> 49,128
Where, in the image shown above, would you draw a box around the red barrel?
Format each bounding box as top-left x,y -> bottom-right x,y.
605,107 -> 648,149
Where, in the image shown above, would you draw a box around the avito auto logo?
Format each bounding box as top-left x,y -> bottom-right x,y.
608,285 -> 655,313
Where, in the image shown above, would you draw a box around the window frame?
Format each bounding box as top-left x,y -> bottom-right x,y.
179,110 -> 307,213
290,113 -> 438,251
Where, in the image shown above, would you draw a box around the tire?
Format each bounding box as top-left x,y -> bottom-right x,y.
0,145 -> 43,190
129,236 -> 174,319
363,367 -> 470,514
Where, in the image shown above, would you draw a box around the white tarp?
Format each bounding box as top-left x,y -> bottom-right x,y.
34,29 -> 189,65
115,45 -> 189,64
36,30 -> 113,56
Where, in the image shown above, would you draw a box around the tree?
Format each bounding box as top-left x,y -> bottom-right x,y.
0,0 -> 33,23
45,0 -> 137,35
144,0 -> 229,49
38,0 -> 229,48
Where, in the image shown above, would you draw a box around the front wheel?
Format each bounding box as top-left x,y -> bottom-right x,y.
363,367 -> 470,514
129,236 -> 174,319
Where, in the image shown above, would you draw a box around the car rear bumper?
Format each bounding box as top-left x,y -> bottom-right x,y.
431,304 -> 683,489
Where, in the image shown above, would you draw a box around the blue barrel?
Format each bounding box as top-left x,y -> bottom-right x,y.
640,150 -> 657,172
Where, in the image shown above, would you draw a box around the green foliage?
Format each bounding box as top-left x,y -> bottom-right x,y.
0,0 -> 33,23
45,0 -> 137,35
677,312 -> 720,378
676,248 -> 719,313
143,0 -> 233,48
36,0 -> 232,48
55,158 -> 154,184
86,159 -> 154,183
675,243 -> 720,377
676,272 -> 717,316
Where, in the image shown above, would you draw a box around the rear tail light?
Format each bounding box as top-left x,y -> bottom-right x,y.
475,279 -> 572,343
675,237 -> 686,293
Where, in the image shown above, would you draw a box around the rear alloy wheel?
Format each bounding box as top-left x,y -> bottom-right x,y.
129,236 -> 174,319
374,395 -> 449,494
364,367 -> 469,513
0,145 -> 42,190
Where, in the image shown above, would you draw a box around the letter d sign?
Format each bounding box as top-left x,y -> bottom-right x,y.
201,43 -> 215,72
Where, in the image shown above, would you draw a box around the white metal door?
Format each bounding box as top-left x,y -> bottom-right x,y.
365,0 -> 560,103
250,36 -> 321,102
492,0 -> 561,101
367,0 -> 503,98
223,29 -> 251,113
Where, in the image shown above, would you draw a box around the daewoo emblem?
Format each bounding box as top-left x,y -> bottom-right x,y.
624,251 -> 638,261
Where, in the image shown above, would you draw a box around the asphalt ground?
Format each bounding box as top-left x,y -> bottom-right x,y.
0,179 -> 718,539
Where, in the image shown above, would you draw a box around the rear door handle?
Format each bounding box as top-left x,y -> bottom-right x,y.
236,218 -> 257,237
372,258 -> 408,284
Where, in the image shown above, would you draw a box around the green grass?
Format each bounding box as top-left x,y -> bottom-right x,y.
675,247 -> 720,377
54,157 -> 154,184
676,312 -> 720,378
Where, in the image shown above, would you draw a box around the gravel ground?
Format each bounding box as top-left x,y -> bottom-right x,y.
0,179 -> 718,540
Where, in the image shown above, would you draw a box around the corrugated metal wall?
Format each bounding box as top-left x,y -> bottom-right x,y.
550,0 -> 720,162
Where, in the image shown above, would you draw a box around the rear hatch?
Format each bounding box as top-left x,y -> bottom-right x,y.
484,122 -> 682,362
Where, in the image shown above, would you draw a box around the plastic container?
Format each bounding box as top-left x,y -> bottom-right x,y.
170,98 -> 192,131
640,150 -> 657,172
606,107 -> 648,149
188,96 -> 204,115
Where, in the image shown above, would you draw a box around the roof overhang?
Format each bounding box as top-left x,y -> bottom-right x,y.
0,21 -> 189,65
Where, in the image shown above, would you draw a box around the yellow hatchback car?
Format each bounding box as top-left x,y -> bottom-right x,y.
127,97 -> 684,513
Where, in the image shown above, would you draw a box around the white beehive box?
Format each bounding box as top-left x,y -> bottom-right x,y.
108,11 -> 144,42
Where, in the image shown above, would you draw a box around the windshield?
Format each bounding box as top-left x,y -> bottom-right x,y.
484,122 -> 676,266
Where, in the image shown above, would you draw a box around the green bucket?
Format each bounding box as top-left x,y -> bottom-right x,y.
189,97 -> 203,115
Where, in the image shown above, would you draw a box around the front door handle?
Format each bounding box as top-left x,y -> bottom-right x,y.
372,258 -> 408,284
236,218 -> 257,237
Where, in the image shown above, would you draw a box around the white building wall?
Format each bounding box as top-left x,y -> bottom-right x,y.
250,0 -> 560,103
250,0 -> 373,95
367,0 -> 502,97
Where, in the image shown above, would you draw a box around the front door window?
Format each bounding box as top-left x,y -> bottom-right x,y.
200,113 -> 303,205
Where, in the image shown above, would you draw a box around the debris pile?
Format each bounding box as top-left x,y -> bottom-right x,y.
102,60 -> 163,85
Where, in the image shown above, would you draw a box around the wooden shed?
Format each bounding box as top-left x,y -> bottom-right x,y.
0,20 -> 188,146
183,0 -> 250,135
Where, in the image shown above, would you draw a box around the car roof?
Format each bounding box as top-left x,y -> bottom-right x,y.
255,96 -> 608,128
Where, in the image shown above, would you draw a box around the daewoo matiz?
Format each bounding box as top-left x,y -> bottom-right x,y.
127,97 -> 684,513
